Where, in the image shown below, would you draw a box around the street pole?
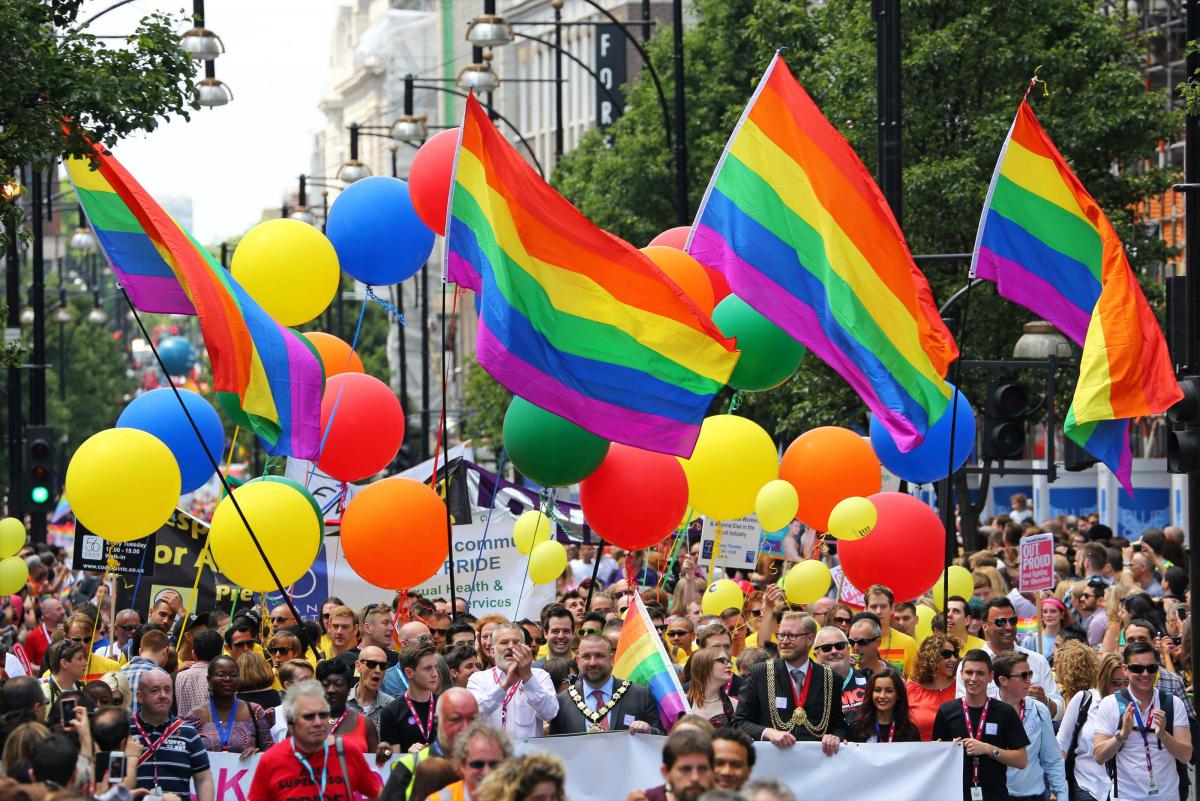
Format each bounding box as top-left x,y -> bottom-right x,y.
1184,0 -> 1200,747
29,166 -> 46,544
5,214 -> 22,524
390,148 -> 409,427
874,0 -> 902,221
421,263 -> 431,462
554,1 -> 564,166
671,0 -> 687,225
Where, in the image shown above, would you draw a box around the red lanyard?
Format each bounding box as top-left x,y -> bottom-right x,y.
329,708 -> 349,732
788,663 -> 813,710
1016,697 -> 1025,724
961,698 -> 990,787
1128,693 -> 1158,789
133,714 -> 185,788
405,690 -> 436,742
493,669 -> 521,727
875,720 -> 895,742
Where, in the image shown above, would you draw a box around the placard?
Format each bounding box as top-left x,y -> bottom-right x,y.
1018,531 -> 1055,592
698,515 -> 761,570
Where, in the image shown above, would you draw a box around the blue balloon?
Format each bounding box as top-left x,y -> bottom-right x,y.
326,176 -> 435,285
869,384 -> 976,485
117,388 -> 225,494
157,336 -> 194,376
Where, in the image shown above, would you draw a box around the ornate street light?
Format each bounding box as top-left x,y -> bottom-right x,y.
1012,320 -> 1074,360
197,61 -> 233,108
180,0 -> 224,60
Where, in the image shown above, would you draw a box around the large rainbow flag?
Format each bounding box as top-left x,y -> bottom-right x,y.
65,146 -> 323,458
614,592 -> 690,730
688,53 -> 958,451
444,93 -> 739,457
972,100 -> 1181,490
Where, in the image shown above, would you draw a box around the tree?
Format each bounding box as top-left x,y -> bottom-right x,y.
1,0 -> 198,248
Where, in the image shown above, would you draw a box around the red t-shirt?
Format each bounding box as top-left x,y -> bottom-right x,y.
23,624 -> 50,671
248,738 -> 382,801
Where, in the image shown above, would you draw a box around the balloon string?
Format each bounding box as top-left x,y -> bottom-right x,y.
705,521 -> 723,589
306,297 -> 371,489
176,537 -> 209,647
220,427 -> 239,499
726,391 -> 743,414
659,518 -> 690,592
467,447 -> 506,609
365,284 -> 406,325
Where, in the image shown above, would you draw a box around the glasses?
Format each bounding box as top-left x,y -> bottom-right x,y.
579,628 -> 601,636
1006,670 -> 1034,682
211,671 -> 239,681
322,613 -> 332,620
1125,663 -> 1160,675
747,609 -> 764,619
940,649 -> 959,660
117,624 -> 138,632
667,630 -> 689,638
1110,678 -> 1130,688
989,616 -> 1019,628
270,616 -> 294,625
268,647 -> 293,656
654,624 -> 667,633
359,659 -> 386,671
535,637 -> 547,645
298,711 -> 329,722
833,616 -> 851,626
64,636 -> 88,645
847,637 -> 880,647
230,639 -> 259,650
430,628 -> 450,637
467,760 -> 502,770
713,656 -> 732,665
814,642 -> 847,653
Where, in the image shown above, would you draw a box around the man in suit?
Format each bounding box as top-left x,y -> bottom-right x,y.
549,633 -> 663,734
732,611 -> 845,756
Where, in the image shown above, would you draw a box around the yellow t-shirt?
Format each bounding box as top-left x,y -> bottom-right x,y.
744,631 -> 777,649
878,628 -> 917,677
959,633 -> 986,653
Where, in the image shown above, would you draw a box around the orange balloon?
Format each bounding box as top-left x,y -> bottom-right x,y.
640,246 -> 716,316
303,332 -> 364,377
779,427 -> 881,531
340,477 -> 448,588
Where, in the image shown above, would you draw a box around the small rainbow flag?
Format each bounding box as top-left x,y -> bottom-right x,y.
444,93 -> 739,457
614,592 -> 690,730
1016,617 -> 1039,641
972,100 -> 1181,490
65,146 -> 323,458
688,52 -> 958,452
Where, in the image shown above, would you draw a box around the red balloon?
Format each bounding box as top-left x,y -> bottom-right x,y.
700,263 -> 733,304
580,443 -> 688,550
647,226 -> 690,249
409,128 -> 459,235
317,373 -> 405,482
838,492 -> 945,602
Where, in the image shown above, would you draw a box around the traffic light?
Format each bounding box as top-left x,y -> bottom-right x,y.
1167,376 -> 1199,474
981,381 -> 1029,460
23,425 -> 56,511
1063,436 -> 1098,472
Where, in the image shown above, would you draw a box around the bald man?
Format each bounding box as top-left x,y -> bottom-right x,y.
814,626 -> 867,725
382,620 -> 433,697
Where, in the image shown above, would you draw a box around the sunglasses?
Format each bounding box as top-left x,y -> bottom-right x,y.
940,649 -> 959,660
989,616 -> 1019,628
847,636 -> 880,647
270,616 -> 294,625
1125,663 -> 1160,675
117,624 -> 138,632
359,659 -> 386,671
268,646 -> 293,656
833,617 -> 851,626
654,624 -> 667,633
579,628 -> 601,636
64,636 -> 88,645
430,628 -> 450,636
814,642 -> 847,653
298,711 -> 329,722
467,760 -> 502,770
667,630 -> 689,638
230,640 -> 259,649
1005,670 -> 1034,682
747,609 -> 764,619
713,656 -> 732,664
535,637 -> 547,645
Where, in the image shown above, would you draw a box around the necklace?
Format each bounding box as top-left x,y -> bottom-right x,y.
765,659 -> 833,736
329,708 -> 349,731
568,681 -> 630,732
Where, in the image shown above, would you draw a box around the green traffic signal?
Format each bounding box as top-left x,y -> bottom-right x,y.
30,486 -> 49,504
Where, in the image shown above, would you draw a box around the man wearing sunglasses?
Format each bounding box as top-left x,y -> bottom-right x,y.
468,622 -> 558,739
993,651 -> 1068,801
1123,620 -> 1196,720
347,644 -> 396,734
1072,576 -> 1110,647
814,626 -> 867,725
431,721 -> 513,801
666,616 -> 696,667
1093,642 -> 1192,801
956,599 -> 1062,719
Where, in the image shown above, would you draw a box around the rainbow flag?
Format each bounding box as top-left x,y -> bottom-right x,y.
688,53 -> 958,452
614,592 -> 690,729
972,100 -> 1181,490
444,93 -> 739,457
65,147 -> 323,458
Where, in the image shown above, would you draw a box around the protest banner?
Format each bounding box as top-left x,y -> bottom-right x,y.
698,514 -> 761,570
201,735 -> 962,800
1018,531 -> 1056,592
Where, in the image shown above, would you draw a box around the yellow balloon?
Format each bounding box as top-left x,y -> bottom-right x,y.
756,480 -> 799,531
209,481 -> 321,592
701,578 -> 745,616
784,559 -> 831,605
66,429 -> 180,542
914,604 -> 936,641
514,510 -> 553,555
680,415 -> 778,521
231,219 -> 340,326
0,556 -> 27,595
827,496 -> 877,541
528,540 -> 568,584
930,565 -> 974,610
0,518 -> 26,558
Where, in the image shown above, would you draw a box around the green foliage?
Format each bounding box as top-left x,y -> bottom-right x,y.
0,0 -> 198,249
461,361 -> 511,450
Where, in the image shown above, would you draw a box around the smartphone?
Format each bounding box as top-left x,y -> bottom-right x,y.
60,698 -> 76,722
1132,543 -> 1143,552
107,752 -> 126,782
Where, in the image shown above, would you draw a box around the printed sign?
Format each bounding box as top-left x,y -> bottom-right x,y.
1018,532 -> 1055,592
594,23 -> 628,129
698,515 -> 762,570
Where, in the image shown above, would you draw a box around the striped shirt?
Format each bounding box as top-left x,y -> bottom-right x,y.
130,713 -> 210,794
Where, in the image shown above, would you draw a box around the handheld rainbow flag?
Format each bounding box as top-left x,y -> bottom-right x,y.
65,147 -> 323,459
614,592 -> 690,730
444,93 -> 739,457
688,52 -> 958,452
971,99 -> 1181,490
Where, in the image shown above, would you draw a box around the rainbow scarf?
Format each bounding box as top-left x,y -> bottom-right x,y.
688,53 -> 958,451
613,593 -> 690,729
65,146 -> 323,458
972,100 -> 1181,490
444,94 -> 738,457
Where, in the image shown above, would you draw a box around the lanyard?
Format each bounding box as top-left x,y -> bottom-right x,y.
209,700 -> 237,749
875,719 -> 895,743
291,738 -> 330,800
788,663 -> 813,710
493,669 -> 522,727
405,690 -> 436,742
1016,697 -> 1025,725
961,698 -> 990,787
329,708 -> 349,732
1128,693 -> 1159,790
133,715 -> 185,788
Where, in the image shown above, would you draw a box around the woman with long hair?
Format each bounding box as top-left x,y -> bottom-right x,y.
685,647 -> 737,727
476,752 -> 567,801
1053,640 -> 1100,710
3,721 -> 49,780
848,669 -> 920,743
905,634 -> 960,741
1021,597 -> 1067,659
1057,653 -> 1128,801
184,655 -> 272,758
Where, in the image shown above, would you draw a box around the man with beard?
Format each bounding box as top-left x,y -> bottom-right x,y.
626,729 -> 714,801
732,612 -> 845,755
549,633 -> 662,734
533,604 -> 575,669
814,624 -> 868,725
467,622 -> 558,738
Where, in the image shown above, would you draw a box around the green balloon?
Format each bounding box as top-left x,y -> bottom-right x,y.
503,397 -> 611,487
713,295 -> 806,391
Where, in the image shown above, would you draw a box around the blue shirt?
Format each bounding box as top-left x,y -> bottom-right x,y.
1006,696 -> 1068,799
381,663 -> 409,698
582,676 -> 616,726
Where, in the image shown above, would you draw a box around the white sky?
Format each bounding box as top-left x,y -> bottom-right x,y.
77,0 -> 336,244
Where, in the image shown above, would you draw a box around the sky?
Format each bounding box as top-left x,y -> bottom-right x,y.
78,0 -> 336,244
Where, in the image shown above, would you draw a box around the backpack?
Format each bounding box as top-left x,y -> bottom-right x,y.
1064,691 -> 1094,800
1104,688 -> 1190,801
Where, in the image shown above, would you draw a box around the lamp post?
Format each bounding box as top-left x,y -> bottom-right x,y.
338,124 -> 372,184
4,178 -> 22,524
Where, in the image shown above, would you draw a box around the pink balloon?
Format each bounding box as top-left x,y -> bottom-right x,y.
838,492 -> 944,602
647,226 -> 690,249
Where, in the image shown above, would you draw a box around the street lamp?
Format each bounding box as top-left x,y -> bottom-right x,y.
466,2 -> 514,48
87,306 -> 108,325
338,124 -> 372,184
391,75 -> 427,143
457,48 -> 500,94
1012,320 -> 1073,360
179,0 -> 224,61
197,60 -> 233,108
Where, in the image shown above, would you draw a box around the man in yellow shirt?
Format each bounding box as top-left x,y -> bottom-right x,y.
944,595 -> 986,653
666,616 -> 695,666
865,585 -> 916,677
62,614 -> 121,680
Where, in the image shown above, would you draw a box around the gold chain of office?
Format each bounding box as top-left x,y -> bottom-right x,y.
568,680 -> 631,732
765,664 -> 834,737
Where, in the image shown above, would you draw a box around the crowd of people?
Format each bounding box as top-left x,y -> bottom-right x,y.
0,504 -> 1188,801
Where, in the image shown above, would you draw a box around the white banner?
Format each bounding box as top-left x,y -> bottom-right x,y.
202,735 -> 963,800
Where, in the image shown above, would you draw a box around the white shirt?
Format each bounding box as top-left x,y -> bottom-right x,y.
569,557 -> 617,586
1057,689 -> 1111,801
467,666 -> 559,738
1092,690 -> 1188,801
269,704 -> 287,742
955,643 -> 1063,720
